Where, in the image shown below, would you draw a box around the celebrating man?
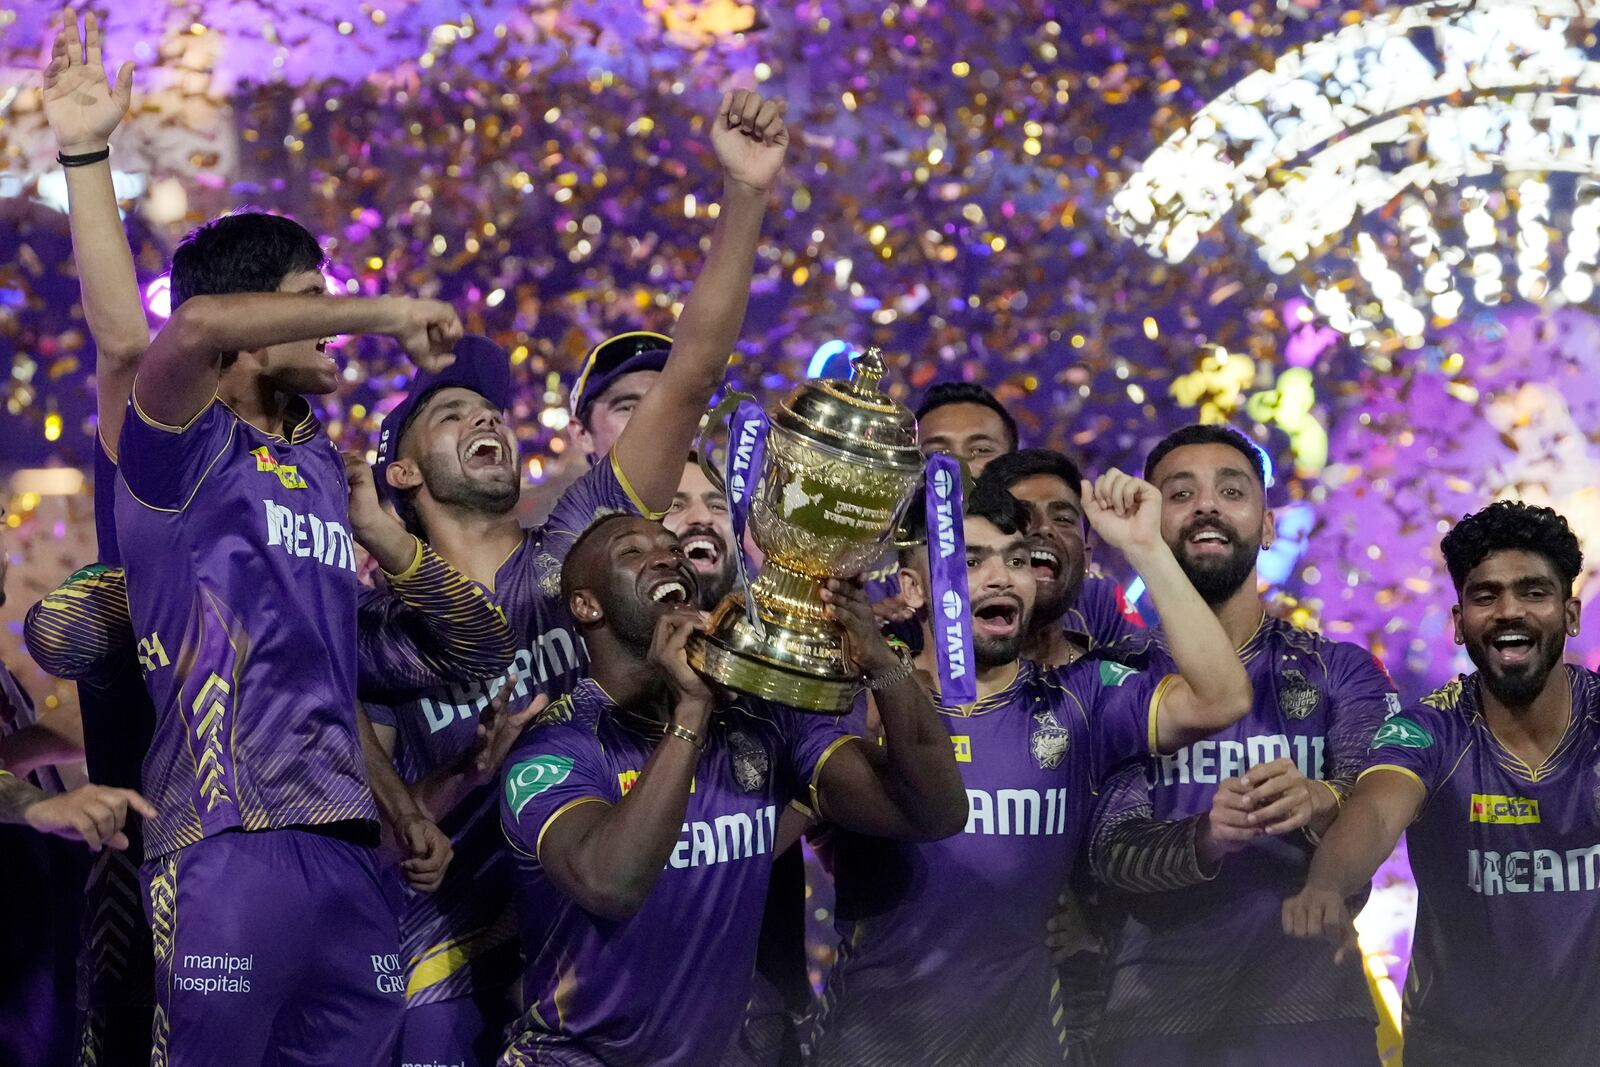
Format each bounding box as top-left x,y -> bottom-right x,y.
1083,425 -> 1396,1065
806,472 -> 1252,1067
498,514 -> 967,1065
1284,501 -> 1599,1066
360,89 -> 792,1067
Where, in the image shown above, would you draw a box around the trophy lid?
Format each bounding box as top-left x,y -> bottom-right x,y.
774,347 -> 922,464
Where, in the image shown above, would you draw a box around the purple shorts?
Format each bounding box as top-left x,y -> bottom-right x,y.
1099,1019 -> 1381,1067
142,827 -> 403,1067
397,987 -> 518,1067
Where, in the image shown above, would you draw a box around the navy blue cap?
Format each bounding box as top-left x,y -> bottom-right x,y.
374,334 -> 512,502
569,331 -> 672,419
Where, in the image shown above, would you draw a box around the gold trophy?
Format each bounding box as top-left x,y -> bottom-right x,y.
686,348 -> 924,713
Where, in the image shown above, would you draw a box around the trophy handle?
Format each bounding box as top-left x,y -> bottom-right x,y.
694,391 -> 759,494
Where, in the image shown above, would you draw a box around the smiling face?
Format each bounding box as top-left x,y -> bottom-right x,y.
392,386 -> 520,517
583,516 -> 701,651
1455,549 -> 1578,707
1005,473 -> 1086,627
663,461 -> 738,610
1150,442 -> 1271,605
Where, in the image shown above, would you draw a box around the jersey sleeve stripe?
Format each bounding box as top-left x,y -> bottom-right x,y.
534,797 -> 612,863
609,450 -> 666,520
1146,674 -> 1182,753
806,734 -> 863,819
1356,763 -> 1427,793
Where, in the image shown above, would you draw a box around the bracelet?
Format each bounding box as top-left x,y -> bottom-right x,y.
58,147 -> 111,168
667,723 -> 706,751
867,650 -> 916,691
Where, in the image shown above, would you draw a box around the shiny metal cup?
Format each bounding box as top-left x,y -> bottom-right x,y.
686,348 -> 924,713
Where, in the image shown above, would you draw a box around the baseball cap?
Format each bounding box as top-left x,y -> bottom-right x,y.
374,334 -> 513,502
569,331 -> 672,420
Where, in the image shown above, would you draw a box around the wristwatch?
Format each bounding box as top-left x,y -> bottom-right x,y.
866,648 -> 916,691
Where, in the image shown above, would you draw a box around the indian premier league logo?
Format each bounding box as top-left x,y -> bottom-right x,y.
1279,668 -> 1322,721
729,730 -> 770,793
1030,709 -> 1070,770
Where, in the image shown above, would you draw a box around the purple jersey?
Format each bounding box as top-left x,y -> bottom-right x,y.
116,396 -> 375,858
807,658 -> 1170,1067
1067,573 -> 1151,660
1361,667 -> 1600,1065
1094,616 -> 1395,1039
365,455 -> 646,1008
498,678 -> 854,1067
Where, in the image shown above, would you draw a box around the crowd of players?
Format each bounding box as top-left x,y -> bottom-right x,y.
1,12 -> 1596,1067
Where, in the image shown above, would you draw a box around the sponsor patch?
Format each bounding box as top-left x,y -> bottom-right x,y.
505,755 -> 574,817
1469,794 -> 1540,825
1372,715 -> 1433,750
1098,661 -> 1137,688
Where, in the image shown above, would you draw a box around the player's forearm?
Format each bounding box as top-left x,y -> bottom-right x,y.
1305,778 -> 1345,838
611,182 -> 767,512
1095,811 -> 1215,892
0,770 -> 49,826
357,708 -> 420,850
562,720 -> 704,919
1125,544 -> 1251,739
870,674 -> 968,839
63,161 -> 149,369
1302,784 -> 1405,898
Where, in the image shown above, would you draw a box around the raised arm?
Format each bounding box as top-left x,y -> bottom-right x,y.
136,293 -> 461,429
1082,470 -> 1252,752
42,11 -> 147,454
611,90 -> 788,512
805,580 -> 968,841
1281,768 -> 1423,962
531,613 -> 713,920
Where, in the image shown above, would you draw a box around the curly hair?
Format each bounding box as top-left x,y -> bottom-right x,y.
1440,500 -> 1583,595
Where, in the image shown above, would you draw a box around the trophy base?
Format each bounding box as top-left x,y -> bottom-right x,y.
686,595 -> 862,715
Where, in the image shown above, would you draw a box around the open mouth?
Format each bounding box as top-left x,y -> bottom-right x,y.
1030,545 -> 1061,583
1187,528 -> 1232,554
463,434 -> 508,471
648,578 -> 692,605
1488,631 -> 1537,668
972,597 -> 1021,638
682,535 -> 723,570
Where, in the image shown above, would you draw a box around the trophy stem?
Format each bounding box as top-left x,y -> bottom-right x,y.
747,562 -> 828,629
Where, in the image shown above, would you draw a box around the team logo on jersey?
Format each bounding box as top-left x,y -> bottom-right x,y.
1469,794 -> 1541,824
535,550 -> 564,599
1371,715 -> 1433,750
1098,661 -> 1137,688
729,730 -> 770,793
1278,669 -> 1321,721
250,446 -> 308,489
1030,709 -> 1070,770
505,755 -> 574,817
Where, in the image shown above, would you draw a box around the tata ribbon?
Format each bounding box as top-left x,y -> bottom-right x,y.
723,399 -> 770,634
923,453 -> 975,704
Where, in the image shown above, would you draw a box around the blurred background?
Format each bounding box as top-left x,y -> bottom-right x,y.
11,0 -> 1600,1011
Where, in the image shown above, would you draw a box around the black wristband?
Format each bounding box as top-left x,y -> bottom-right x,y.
57,147 -> 111,168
